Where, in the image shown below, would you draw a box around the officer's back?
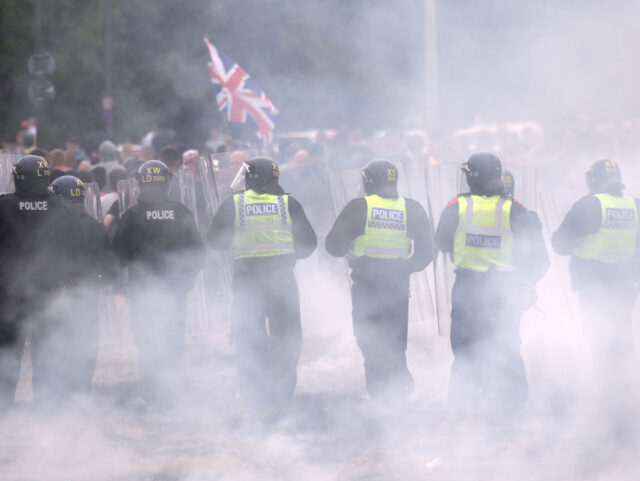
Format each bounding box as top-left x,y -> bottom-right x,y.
51,175 -> 117,286
552,159 -> 640,287
112,160 -> 204,287
0,156 -> 83,293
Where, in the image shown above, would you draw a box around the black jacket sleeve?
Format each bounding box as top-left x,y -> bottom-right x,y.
511,202 -> 550,285
288,196 -> 317,259
206,196 -> 235,251
405,198 -> 433,273
551,195 -> 602,256
325,198 -> 367,258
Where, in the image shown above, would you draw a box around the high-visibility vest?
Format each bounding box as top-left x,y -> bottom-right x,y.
352,194 -> 411,259
233,190 -> 294,259
575,193 -> 638,263
453,195 -> 514,272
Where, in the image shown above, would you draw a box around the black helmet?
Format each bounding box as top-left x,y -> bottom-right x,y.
362,159 -> 398,196
13,155 -> 50,194
461,152 -> 503,195
137,160 -> 171,190
51,175 -> 86,203
245,157 -> 280,191
585,159 -> 624,192
502,170 -> 515,198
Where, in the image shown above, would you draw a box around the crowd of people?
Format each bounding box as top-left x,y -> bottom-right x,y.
0,118 -> 638,446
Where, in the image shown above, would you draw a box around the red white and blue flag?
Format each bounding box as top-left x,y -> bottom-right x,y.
204,37 -> 278,146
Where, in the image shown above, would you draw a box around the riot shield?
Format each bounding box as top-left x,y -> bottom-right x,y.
174,170 -> 211,339
537,187 -> 582,326
86,179 -> 120,345
83,182 -> 104,222
197,156 -> 233,326
394,161 -> 437,329
424,163 -> 461,336
116,177 -> 140,214
0,151 -> 19,194
503,163 -> 537,209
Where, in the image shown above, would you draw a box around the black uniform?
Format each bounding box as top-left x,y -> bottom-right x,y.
0,192 -> 85,407
552,190 -> 640,383
436,196 -> 548,410
326,196 -> 433,398
112,187 -> 204,403
207,187 -> 316,408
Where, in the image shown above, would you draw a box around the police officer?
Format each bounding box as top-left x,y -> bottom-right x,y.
552,160 -> 639,387
326,159 -> 433,399
207,157 -> 316,413
0,156 -> 85,408
112,160 -> 204,405
51,175 -> 117,395
435,153 -> 548,414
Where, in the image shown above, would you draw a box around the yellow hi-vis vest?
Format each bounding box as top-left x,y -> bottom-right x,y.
352,195 -> 411,259
575,193 -> 638,263
233,190 -> 294,259
453,195 -> 514,272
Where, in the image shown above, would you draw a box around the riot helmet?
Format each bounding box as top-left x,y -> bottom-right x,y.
245,157 -> 282,193
502,170 -> 515,198
585,159 -> 624,193
13,155 -> 50,195
461,152 -> 503,195
51,175 -> 86,203
137,160 -> 171,190
362,159 -> 399,197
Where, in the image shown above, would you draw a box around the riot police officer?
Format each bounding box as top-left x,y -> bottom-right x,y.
435,153 -> 548,415
0,156 -> 85,408
111,160 -> 204,405
552,160 -> 639,388
207,157 -> 316,413
326,159 -> 433,399
51,175 -> 117,395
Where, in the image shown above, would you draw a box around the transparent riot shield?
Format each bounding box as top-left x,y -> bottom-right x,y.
197,156 -> 233,326
503,163 -> 537,209
99,178 -> 141,346
394,161 -> 437,329
327,167 -> 363,287
173,170 -> 211,339
83,182 -> 104,222
0,151 -> 19,194
424,163 -> 461,336
538,187 -> 582,326
116,177 -> 140,214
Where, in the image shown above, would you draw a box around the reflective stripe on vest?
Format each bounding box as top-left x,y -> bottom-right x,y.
575,193 -> 639,263
233,190 -> 294,259
352,195 -> 411,259
453,195 -> 514,272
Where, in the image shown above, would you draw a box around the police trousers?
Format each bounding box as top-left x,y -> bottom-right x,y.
231,266 -> 302,408
449,271 -> 528,411
351,274 -> 413,398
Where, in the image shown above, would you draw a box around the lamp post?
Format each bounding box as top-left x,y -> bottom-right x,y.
28,0 -> 55,148
424,0 -> 439,135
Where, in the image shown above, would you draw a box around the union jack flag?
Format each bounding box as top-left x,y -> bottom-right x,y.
204,37 -> 279,146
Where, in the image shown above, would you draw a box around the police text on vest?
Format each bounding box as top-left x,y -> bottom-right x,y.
466,233 -> 501,249
245,203 -> 278,216
146,210 -> 175,220
19,201 -> 48,211
371,208 -> 404,222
